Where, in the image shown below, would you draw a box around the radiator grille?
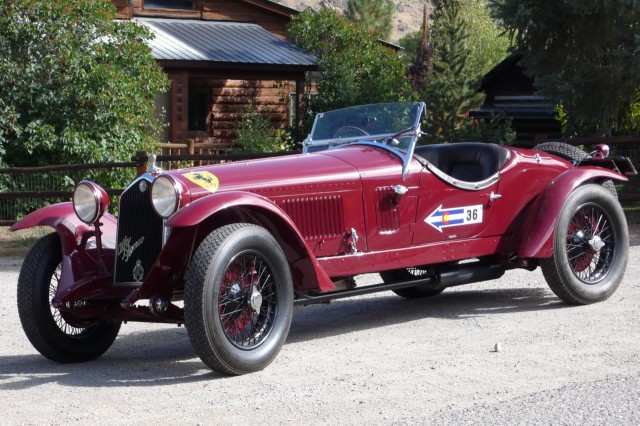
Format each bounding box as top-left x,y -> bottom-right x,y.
114,177 -> 163,283
281,196 -> 344,239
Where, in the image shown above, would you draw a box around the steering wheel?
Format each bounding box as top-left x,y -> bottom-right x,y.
333,126 -> 369,138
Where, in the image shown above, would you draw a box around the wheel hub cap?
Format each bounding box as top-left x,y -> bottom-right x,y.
250,287 -> 263,313
588,235 -> 605,251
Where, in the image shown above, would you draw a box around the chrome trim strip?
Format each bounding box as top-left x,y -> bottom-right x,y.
426,162 -> 500,191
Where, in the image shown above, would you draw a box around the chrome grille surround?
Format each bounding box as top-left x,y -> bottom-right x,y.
114,174 -> 164,284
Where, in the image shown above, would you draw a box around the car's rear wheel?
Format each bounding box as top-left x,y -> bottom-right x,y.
17,233 -> 121,362
533,141 -> 617,197
184,223 -> 293,375
540,184 -> 628,304
381,267 -> 444,299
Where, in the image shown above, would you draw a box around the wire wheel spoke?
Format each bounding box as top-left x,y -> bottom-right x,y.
565,204 -> 615,284
49,264 -> 87,337
218,251 -> 277,349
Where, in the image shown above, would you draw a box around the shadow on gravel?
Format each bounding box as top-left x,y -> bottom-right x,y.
0,287 -> 567,388
287,287 -> 566,344
0,329 -> 225,389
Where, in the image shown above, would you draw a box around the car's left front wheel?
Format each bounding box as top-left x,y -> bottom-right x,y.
184,223 -> 293,375
17,233 -> 121,363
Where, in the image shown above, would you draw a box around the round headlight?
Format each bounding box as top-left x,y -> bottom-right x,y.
73,181 -> 108,224
152,175 -> 181,219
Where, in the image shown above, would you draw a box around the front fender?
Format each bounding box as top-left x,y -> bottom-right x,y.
9,201 -> 118,294
10,202 -> 116,253
167,191 -> 336,293
168,191 -> 283,228
514,167 -> 627,258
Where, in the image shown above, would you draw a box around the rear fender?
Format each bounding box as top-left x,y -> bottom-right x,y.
166,191 -> 336,292
513,168 -> 627,258
9,202 -> 118,290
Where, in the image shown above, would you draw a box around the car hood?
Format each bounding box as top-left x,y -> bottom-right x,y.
163,151 -> 363,201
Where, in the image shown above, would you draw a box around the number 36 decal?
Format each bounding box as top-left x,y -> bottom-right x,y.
425,204 -> 483,232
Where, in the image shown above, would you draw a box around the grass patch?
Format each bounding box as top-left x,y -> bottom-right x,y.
0,226 -> 49,257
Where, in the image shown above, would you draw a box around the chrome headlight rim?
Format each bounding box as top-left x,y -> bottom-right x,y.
73,181 -> 107,224
151,174 -> 183,219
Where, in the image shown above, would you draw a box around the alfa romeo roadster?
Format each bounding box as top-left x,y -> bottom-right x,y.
11,102 -> 637,375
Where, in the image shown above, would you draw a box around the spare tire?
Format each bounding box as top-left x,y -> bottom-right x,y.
533,141 -> 617,198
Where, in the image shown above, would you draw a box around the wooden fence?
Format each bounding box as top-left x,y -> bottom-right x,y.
0,150 -> 297,226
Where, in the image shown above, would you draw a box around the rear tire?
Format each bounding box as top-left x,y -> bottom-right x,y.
540,184 -> 628,304
17,233 -> 121,362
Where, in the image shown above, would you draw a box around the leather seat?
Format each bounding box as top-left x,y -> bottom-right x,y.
414,143 -> 511,182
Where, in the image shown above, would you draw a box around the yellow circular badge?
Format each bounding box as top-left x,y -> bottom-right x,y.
183,171 -> 220,193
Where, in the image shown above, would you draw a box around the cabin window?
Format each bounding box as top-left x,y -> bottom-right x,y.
144,0 -> 195,10
188,86 -> 210,132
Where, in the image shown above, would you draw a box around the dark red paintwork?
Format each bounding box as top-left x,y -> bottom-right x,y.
11,142 -> 630,324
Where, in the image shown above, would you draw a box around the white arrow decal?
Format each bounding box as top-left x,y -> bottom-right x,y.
425,204 -> 483,232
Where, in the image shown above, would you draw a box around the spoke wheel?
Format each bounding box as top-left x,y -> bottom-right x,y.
185,224 -> 293,375
565,204 -> 615,283
17,233 -> 120,363
218,252 -> 277,349
541,184 -> 628,304
48,263 -> 88,336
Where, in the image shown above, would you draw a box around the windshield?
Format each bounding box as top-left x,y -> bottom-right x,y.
302,102 -> 425,178
303,102 -> 424,153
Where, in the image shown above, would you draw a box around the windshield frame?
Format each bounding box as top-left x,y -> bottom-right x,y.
302,102 -> 426,179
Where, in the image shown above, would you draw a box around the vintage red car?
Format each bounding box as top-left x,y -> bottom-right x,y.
11,102 -> 637,375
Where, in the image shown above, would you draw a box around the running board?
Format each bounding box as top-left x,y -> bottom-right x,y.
294,276 -> 438,306
294,262 -> 506,306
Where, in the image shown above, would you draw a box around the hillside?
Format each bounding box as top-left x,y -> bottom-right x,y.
279,0 -> 429,42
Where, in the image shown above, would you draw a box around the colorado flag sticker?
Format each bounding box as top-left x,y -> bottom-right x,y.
425,204 -> 483,232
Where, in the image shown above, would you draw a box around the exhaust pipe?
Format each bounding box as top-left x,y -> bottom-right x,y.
437,262 -> 505,287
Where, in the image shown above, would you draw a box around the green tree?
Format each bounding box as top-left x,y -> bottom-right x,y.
621,91 -> 640,134
0,0 -> 169,181
345,0 -> 395,40
459,0 -> 510,79
288,9 -> 413,131
422,0 -> 486,143
490,0 -> 640,135
233,103 -> 291,153
399,0 -> 509,81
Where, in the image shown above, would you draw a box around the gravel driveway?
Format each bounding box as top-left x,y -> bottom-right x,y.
1,245 -> 639,425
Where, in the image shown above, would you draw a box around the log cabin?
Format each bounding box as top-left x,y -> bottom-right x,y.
111,0 -> 317,152
471,53 -> 561,147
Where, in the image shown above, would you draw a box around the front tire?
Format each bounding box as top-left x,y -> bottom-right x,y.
17,233 -> 121,362
540,184 -> 628,304
184,224 -> 293,375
